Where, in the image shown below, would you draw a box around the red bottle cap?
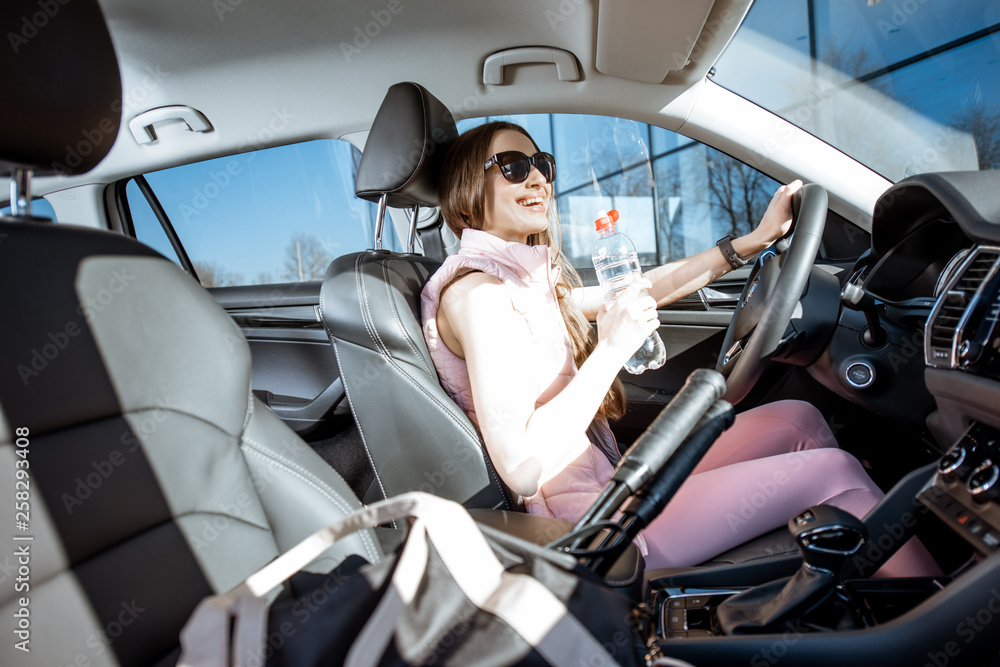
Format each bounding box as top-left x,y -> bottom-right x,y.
595,209 -> 620,233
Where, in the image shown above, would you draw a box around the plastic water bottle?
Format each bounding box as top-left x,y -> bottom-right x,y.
592,209 -> 666,374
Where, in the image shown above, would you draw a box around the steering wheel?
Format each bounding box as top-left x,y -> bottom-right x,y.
715,183 -> 829,404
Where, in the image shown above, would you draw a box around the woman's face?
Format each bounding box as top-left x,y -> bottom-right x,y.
481,129 -> 553,244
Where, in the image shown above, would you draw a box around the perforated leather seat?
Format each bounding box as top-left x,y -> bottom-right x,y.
0,3 -> 382,664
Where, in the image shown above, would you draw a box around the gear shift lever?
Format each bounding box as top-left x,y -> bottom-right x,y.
790,505 -> 867,574
716,505 -> 867,634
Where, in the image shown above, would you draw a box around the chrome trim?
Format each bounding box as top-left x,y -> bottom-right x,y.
723,339 -> 743,366
924,246 -> 1000,368
406,204 -> 420,254
740,276 -> 759,309
844,361 -> 875,389
797,524 -> 865,556
9,168 -> 32,217
938,445 -> 967,476
954,249 -> 1000,366
373,192 -> 388,250
967,459 -> 999,498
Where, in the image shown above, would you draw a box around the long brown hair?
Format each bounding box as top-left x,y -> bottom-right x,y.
438,121 -> 626,420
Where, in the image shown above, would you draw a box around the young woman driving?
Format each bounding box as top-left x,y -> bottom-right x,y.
421,121 -> 936,575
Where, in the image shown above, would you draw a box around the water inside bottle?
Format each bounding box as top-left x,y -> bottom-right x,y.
594,254 -> 641,306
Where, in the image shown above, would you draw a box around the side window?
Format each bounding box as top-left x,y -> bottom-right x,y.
1,197 -> 58,220
124,140 -> 398,287
124,179 -> 183,265
459,114 -> 779,280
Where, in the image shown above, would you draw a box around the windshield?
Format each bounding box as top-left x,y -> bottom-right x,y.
714,0 -> 1000,181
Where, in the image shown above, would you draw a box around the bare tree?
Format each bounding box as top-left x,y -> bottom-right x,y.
281,232 -> 333,282
707,153 -> 769,239
951,106 -> 1000,170
192,261 -> 243,288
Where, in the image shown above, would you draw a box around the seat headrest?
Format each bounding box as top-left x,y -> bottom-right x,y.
0,0 -> 122,177
355,82 -> 458,208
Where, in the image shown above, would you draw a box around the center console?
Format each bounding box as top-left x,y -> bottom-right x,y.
919,422 -> 1000,555
632,432 -> 1000,666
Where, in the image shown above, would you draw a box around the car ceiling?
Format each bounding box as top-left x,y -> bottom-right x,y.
35,0 -> 746,193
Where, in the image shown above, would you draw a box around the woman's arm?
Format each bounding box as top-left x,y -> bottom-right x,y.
440,272 -> 657,497
645,179 -> 801,306
573,180 -> 802,319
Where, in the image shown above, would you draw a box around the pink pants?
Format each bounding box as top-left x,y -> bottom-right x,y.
639,400 -> 939,577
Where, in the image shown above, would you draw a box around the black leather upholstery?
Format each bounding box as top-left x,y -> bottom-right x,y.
354,81 -> 458,207
321,82 -> 517,511
321,249 -> 516,511
0,0 -> 121,176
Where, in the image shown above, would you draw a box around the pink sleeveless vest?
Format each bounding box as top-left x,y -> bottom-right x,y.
421,228 -> 617,522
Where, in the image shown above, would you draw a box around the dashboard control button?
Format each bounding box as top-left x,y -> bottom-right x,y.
966,460 -> 1000,502
939,445 -> 969,479
845,361 -> 875,389
958,340 -> 983,367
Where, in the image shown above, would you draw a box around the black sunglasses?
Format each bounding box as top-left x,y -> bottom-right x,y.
483,151 -> 556,184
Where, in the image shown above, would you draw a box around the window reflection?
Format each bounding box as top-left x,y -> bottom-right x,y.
715,0 -> 1000,180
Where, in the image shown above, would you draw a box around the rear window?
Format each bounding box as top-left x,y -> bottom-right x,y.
124,140 -> 400,287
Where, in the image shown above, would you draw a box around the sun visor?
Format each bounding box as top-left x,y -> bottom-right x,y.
595,0 -> 717,84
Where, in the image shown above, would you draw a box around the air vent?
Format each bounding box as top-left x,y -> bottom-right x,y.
926,248 -> 1000,367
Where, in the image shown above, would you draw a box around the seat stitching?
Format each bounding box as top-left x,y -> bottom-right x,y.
349,332 -> 511,507
331,340 -> 395,529
240,434 -> 359,518
174,510 -> 270,532
602,547 -> 641,586
381,257 -> 433,376
240,436 -> 381,562
241,440 -> 382,564
330,254 -> 513,511
349,255 -> 393,506
241,381 -> 255,434
356,254 -> 508,505
122,406 -> 239,438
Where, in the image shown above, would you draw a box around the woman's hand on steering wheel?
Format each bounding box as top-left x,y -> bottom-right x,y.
753,179 -> 802,248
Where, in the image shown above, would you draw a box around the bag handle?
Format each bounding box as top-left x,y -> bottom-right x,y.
346,494 -> 622,667
180,493 -> 622,667
180,494 -> 426,667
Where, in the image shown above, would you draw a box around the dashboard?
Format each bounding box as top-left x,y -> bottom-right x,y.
865,171 -> 1000,557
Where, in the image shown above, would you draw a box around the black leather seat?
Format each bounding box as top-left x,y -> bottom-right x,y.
321,82 -> 517,512
0,3 -> 383,664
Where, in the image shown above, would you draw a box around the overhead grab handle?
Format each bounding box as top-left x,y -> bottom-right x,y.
483,47 -> 580,85
129,106 -> 213,145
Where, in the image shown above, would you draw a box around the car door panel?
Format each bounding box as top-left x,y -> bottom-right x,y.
209,283 -> 348,438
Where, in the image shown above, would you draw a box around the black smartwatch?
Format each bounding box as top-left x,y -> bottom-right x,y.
716,235 -> 746,270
